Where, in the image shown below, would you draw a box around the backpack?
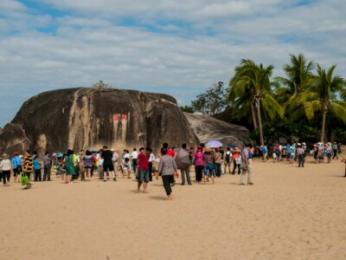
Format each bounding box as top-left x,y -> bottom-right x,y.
225,151 -> 231,162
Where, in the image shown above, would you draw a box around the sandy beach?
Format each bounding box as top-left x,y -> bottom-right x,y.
0,159 -> 345,260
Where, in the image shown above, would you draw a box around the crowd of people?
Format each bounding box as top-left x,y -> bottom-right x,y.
259,141 -> 343,166
0,142 -> 255,198
0,141 -> 344,198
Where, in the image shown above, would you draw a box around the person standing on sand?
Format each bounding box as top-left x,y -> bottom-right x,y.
297,143 -> 305,168
148,148 -> 155,182
224,147 -> 232,174
0,154 -> 12,185
65,149 -> 76,184
232,147 -> 242,175
83,150 -> 93,180
131,148 -> 138,177
23,151 -> 33,180
213,148 -> 223,177
204,149 -> 215,184
158,148 -> 178,200
175,144 -> 192,185
33,155 -> 42,182
43,152 -> 52,181
240,144 -> 253,185
194,147 -> 204,183
137,147 -> 150,193
101,146 -> 116,182
11,153 -> 22,183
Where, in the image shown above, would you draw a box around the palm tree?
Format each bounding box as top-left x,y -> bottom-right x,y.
294,65 -> 346,142
315,65 -> 346,142
229,59 -> 284,145
277,54 -> 315,96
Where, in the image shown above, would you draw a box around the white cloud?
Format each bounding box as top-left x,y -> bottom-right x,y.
0,0 -> 345,126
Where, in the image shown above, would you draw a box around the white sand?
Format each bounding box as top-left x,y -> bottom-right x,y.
0,159 -> 345,260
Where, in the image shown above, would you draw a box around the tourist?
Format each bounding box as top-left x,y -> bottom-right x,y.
78,150 -> 85,181
158,148 -> 178,200
122,155 -> 131,178
22,151 -> 33,188
194,147 -> 204,183
130,148 -> 138,176
72,151 -> 80,181
213,148 -> 223,177
11,153 -> 22,183
240,144 -> 253,185
137,147 -> 149,193
83,150 -> 93,179
57,155 -> 66,179
65,149 -> 76,184
33,155 -> 42,182
148,148 -> 155,182
296,143 -> 305,168
232,147 -> 242,175
224,147 -> 232,174
332,142 -> 338,160
112,149 -> 119,176
0,153 -> 12,185
260,145 -> 268,161
101,146 -> 116,181
43,152 -> 52,181
175,143 -> 192,185
325,143 -> 333,163
317,143 -> 324,163
204,149 -> 215,184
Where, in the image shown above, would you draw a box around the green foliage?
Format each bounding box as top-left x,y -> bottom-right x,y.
183,54 -> 346,144
190,81 -> 228,115
180,105 -> 194,113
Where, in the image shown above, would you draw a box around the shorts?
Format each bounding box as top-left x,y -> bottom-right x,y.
205,163 -> 215,177
103,163 -> 114,172
137,169 -> 149,183
13,167 -> 22,176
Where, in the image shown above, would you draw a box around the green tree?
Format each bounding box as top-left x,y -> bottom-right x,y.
229,59 -> 283,145
277,54 -> 315,96
294,65 -> 346,142
191,81 -> 228,115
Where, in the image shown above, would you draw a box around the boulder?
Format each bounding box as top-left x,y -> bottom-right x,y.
184,113 -> 249,146
0,87 -> 198,153
0,123 -> 30,154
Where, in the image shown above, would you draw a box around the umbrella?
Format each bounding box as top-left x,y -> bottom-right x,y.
205,140 -> 223,148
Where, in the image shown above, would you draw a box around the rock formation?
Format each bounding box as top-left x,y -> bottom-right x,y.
184,113 -> 249,146
0,87 -> 198,153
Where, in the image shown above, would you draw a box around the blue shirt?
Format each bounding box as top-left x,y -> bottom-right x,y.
11,156 -> 22,168
33,159 -> 41,170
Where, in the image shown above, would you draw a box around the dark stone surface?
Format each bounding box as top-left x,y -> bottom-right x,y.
0,87 -> 198,153
184,113 -> 250,146
0,123 -> 30,154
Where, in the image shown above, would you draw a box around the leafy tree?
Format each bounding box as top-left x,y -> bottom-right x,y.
191,81 -> 228,115
277,54 -> 315,96
229,59 -> 283,145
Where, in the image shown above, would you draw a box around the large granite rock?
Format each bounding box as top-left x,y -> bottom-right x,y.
0,87 -> 198,153
0,123 -> 30,154
184,113 -> 249,146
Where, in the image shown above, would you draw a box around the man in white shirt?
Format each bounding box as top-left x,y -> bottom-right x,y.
131,148 -> 139,175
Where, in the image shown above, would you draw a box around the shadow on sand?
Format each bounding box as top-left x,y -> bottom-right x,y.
149,195 -> 167,201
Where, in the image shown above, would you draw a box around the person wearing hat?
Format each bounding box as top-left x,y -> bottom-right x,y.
0,153 -> 12,185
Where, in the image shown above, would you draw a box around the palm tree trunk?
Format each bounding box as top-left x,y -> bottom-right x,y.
251,102 -> 258,130
255,98 -> 264,146
321,108 -> 328,143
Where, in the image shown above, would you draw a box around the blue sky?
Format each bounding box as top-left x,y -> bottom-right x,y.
0,0 -> 345,126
